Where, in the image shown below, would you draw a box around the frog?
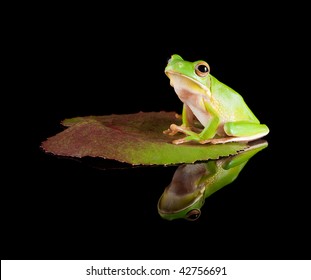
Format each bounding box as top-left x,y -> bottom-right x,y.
157,139 -> 268,221
163,54 -> 269,144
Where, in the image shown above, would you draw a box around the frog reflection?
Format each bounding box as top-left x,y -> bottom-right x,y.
157,140 -> 268,221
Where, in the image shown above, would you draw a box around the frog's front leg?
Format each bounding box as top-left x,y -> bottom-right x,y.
167,124 -> 202,144
164,102 -> 220,144
176,100 -> 220,144
163,105 -> 201,144
170,113 -> 220,145
163,104 -> 197,136
164,122 -> 201,144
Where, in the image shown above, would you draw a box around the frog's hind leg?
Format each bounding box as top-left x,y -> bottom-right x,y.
201,121 -> 269,144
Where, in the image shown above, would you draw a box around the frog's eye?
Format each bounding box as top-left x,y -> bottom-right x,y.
185,209 -> 201,221
195,62 -> 210,77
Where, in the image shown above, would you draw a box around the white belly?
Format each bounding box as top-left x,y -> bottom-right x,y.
188,103 -> 209,127
178,92 -> 210,127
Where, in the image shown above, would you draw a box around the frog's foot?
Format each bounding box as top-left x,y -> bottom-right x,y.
163,124 -> 190,136
164,124 -> 203,144
200,137 -> 238,144
172,132 -> 202,145
200,133 -> 266,144
172,135 -> 199,145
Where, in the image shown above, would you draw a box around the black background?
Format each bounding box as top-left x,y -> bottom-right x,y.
3,6 -> 310,260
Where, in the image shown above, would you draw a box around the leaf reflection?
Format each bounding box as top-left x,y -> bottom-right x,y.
157,139 -> 268,221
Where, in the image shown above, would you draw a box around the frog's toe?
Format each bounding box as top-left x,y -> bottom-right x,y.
170,124 -> 182,131
167,124 -> 188,135
163,128 -> 173,135
163,124 -> 180,135
172,138 -> 189,145
172,135 -> 201,145
172,136 -> 191,144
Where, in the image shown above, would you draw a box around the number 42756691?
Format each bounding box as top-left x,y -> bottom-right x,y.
179,266 -> 227,276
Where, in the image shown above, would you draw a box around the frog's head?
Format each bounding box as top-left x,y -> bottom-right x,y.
157,164 -> 206,221
157,189 -> 205,221
165,54 -> 212,98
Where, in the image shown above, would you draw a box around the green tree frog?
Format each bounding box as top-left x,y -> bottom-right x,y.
164,54 -> 269,144
158,139 -> 268,221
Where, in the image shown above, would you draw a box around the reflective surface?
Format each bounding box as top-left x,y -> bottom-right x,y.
6,133 -> 309,260
158,140 -> 268,221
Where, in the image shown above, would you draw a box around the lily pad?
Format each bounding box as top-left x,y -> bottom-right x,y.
41,111 -> 249,165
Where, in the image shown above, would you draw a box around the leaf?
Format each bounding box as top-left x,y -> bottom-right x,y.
41,111 -> 249,165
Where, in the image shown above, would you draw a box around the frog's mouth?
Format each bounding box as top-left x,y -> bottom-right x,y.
165,71 -> 211,98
